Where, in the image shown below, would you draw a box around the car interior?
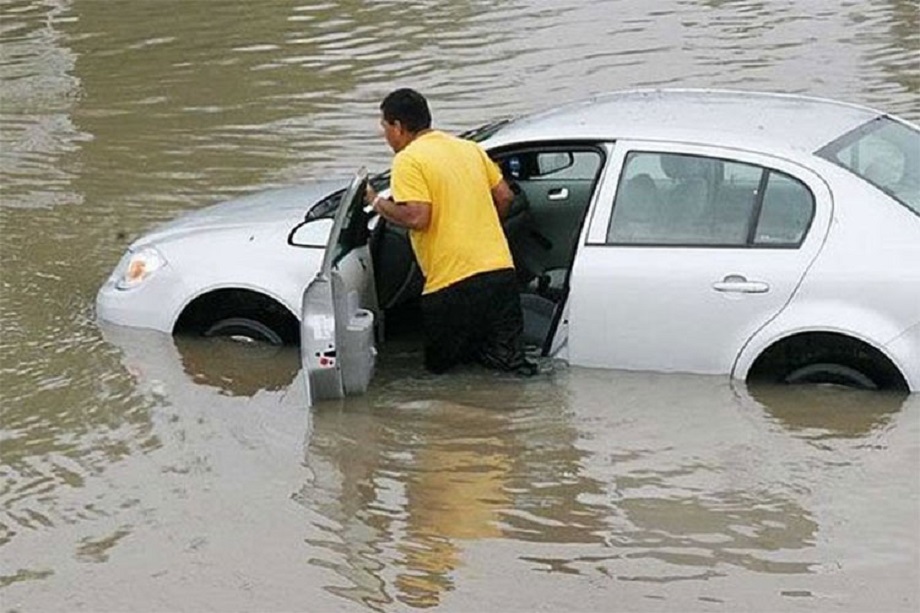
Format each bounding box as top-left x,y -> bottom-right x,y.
370,145 -> 605,354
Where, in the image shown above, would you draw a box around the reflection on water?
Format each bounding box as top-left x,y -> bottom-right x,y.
298,373 -> 605,609
1,321 -> 916,610
294,360 -> 914,609
744,384 -> 907,440
2,0 -> 919,609
174,336 -> 300,398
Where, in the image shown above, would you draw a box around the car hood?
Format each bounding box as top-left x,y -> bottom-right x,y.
134,179 -> 350,247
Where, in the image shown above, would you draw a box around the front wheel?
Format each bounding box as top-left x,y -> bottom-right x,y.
204,317 -> 284,346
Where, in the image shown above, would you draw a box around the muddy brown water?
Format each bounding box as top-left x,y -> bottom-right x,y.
1,1 -> 918,611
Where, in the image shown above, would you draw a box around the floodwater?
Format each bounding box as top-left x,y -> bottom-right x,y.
1,0 -> 918,611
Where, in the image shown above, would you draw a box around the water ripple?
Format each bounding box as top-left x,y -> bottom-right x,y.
1,0 -> 918,608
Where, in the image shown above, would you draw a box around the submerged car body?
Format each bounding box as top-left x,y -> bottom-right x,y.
97,89 -> 920,400
96,181 -> 345,341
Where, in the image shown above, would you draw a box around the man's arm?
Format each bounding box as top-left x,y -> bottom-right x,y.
491,179 -> 514,219
373,195 -> 431,230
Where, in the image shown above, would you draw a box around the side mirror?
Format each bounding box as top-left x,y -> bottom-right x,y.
288,218 -> 335,247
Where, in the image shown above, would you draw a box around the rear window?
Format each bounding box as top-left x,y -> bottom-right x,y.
817,117 -> 920,215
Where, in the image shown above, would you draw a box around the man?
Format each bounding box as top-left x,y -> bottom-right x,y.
367,88 -> 535,376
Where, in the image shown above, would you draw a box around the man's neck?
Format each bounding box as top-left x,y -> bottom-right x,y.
406,128 -> 433,145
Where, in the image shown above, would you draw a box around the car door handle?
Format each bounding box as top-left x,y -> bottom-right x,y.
712,275 -> 769,294
548,187 -> 569,201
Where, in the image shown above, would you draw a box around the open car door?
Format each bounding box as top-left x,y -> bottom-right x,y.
301,168 -> 379,406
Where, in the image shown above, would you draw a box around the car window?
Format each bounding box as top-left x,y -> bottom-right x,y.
541,151 -> 601,180
304,171 -> 392,224
817,116 -> 920,215
328,175 -> 371,269
305,190 -> 344,221
502,150 -> 600,182
754,172 -> 814,245
606,151 -> 814,247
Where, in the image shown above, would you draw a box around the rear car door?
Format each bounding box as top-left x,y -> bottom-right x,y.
301,169 -> 379,405
569,141 -> 832,375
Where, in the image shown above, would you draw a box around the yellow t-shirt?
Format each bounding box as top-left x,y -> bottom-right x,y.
390,131 -> 513,294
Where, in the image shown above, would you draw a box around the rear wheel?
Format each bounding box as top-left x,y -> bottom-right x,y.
783,362 -> 878,390
746,332 -> 908,392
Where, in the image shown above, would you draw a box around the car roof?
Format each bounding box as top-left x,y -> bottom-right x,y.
485,89 -> 883,157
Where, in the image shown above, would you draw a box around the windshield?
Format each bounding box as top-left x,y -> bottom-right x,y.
817,116 -> 920,215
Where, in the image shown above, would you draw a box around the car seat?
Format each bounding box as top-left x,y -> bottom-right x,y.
608,172 -> 662,242
520,292 -> 557,349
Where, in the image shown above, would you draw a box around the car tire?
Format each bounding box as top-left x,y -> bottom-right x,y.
783,362 -> 878,390
204,317 -> 284,346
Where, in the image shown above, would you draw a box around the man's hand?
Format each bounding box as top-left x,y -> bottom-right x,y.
365,185 -> 378,206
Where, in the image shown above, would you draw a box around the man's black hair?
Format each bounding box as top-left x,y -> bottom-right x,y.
380,88 -> 432,133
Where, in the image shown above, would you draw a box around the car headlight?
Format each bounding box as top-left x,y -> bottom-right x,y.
114,246 -> 167,290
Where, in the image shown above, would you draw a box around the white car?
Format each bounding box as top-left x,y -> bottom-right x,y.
97,89 -> 920,402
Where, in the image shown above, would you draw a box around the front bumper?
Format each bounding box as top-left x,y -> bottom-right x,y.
95,268 -> 188,333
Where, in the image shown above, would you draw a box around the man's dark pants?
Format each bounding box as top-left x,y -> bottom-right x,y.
419,268 -> 528,374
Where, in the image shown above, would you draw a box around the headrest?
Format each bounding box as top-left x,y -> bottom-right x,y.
661,154 -> 716,180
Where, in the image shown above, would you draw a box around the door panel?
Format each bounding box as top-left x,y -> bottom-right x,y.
301,169 -> 378,405
520,180 -> 596,271
570,142 -> 832,375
